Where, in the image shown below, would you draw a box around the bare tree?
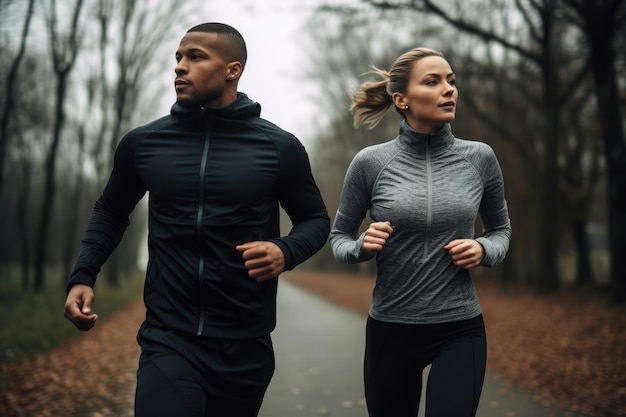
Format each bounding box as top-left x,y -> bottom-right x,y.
0,0 -> 35,228
90,0 -> 113,184
1,0 -> 193,292
454,20 -> 602,288
60,93 -> 94,284
92,0 -> 188,286
562,0 -> 626,303
33,0 -> 85,291
3,53 -> 55,290
559,78 -> 602,286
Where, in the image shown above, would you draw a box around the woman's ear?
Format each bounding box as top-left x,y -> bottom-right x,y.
391,92 -> 407,110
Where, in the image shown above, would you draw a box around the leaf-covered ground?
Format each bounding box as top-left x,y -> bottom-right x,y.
284,271 -> 626,417
1,271 -> 624,417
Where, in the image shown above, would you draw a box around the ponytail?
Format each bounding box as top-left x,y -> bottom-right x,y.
350,48 -> 444,129
350,67 -> 393,129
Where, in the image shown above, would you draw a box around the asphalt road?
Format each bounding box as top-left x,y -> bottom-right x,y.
259,280 -> 595,417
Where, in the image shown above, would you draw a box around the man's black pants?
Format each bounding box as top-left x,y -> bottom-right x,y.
134,323 -> 274,417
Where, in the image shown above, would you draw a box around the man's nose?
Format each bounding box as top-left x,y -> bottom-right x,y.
175,59 -> 187,74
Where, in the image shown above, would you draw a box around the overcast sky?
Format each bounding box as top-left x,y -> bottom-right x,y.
10,0 -> 353,144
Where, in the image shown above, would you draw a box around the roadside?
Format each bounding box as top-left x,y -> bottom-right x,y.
0,298 -> 144,417
1,270 -> 624,417
283,270 -> 626,417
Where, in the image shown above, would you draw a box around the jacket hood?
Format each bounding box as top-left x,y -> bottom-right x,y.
170,92 -> 262,121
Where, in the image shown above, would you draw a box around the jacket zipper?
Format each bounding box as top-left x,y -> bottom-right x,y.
196,112 -> 211,336
424,134 -> 433,258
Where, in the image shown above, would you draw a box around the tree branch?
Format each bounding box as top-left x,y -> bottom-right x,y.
364,0 -> 540,63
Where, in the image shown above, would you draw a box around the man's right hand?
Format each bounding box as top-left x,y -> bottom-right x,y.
64,284 -> 98,331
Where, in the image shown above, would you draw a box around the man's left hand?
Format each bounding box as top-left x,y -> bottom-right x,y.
236,241 -> 285,281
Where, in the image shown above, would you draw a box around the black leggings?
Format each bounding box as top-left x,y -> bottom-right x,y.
364,314 -> 486,417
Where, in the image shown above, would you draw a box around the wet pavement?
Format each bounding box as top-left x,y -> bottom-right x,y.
259,280 -> 595,417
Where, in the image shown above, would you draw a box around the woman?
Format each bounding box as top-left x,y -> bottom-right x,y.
329,47 -> 511,417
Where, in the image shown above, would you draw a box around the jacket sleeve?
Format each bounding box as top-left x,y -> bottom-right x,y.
329,149 -> 377,264
66,132 -> 147,293
475,144 -> 511,267
272,135 -> 330,270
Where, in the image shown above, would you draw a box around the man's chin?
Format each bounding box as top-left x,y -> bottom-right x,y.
176,97 -> 197,107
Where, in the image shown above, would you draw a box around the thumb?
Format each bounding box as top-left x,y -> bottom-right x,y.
236,241 -> 259,252
443,239 -> 462,251
81,295 -> 93,315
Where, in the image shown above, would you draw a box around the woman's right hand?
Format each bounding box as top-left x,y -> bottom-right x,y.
363,221 -> 393,252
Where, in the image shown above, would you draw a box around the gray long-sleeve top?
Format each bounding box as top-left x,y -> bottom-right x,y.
330,121 -> 511,324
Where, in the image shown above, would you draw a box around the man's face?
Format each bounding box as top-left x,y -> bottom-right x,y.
174,32 -> 234,108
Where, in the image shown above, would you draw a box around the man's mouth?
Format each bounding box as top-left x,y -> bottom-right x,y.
175,79 -> 190,89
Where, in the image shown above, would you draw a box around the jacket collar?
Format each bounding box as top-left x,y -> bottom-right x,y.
170,92 -> 262,121
396,120 -> 455,154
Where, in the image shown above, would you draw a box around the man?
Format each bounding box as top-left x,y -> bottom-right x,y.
63,22 -> 330,417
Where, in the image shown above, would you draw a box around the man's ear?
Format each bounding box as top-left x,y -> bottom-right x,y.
226,61 -> 243,81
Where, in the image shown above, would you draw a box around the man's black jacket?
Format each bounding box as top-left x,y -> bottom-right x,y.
68,93 -> 330,338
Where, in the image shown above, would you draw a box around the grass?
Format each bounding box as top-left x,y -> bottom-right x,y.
0,267 -> 144,391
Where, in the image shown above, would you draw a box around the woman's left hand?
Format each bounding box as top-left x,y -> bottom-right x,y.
443,239 -> 484,269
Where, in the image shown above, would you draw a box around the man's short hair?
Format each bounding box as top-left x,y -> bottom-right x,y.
187,22 -> 247,68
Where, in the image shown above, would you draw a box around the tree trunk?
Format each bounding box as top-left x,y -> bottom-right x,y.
536,113 -> 560,293
581,2 -> 626,303
0,0 -> 35,200
18,161 -> 32,291
62,177 -> 83,287
571,219 -> 593,285
62,124 -> 87,286
536,7 -> 561,293
34,0 -> 84,292
33,71 -> 69,292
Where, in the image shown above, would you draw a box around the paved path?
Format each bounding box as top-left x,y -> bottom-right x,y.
259,281 -> 594,417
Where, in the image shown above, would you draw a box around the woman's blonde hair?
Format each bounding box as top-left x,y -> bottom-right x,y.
350,47 -> 444,129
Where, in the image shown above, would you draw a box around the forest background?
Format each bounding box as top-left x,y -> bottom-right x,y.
0,0 -> 625,415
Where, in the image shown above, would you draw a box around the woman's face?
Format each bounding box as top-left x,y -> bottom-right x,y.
393,56 -> 457,133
